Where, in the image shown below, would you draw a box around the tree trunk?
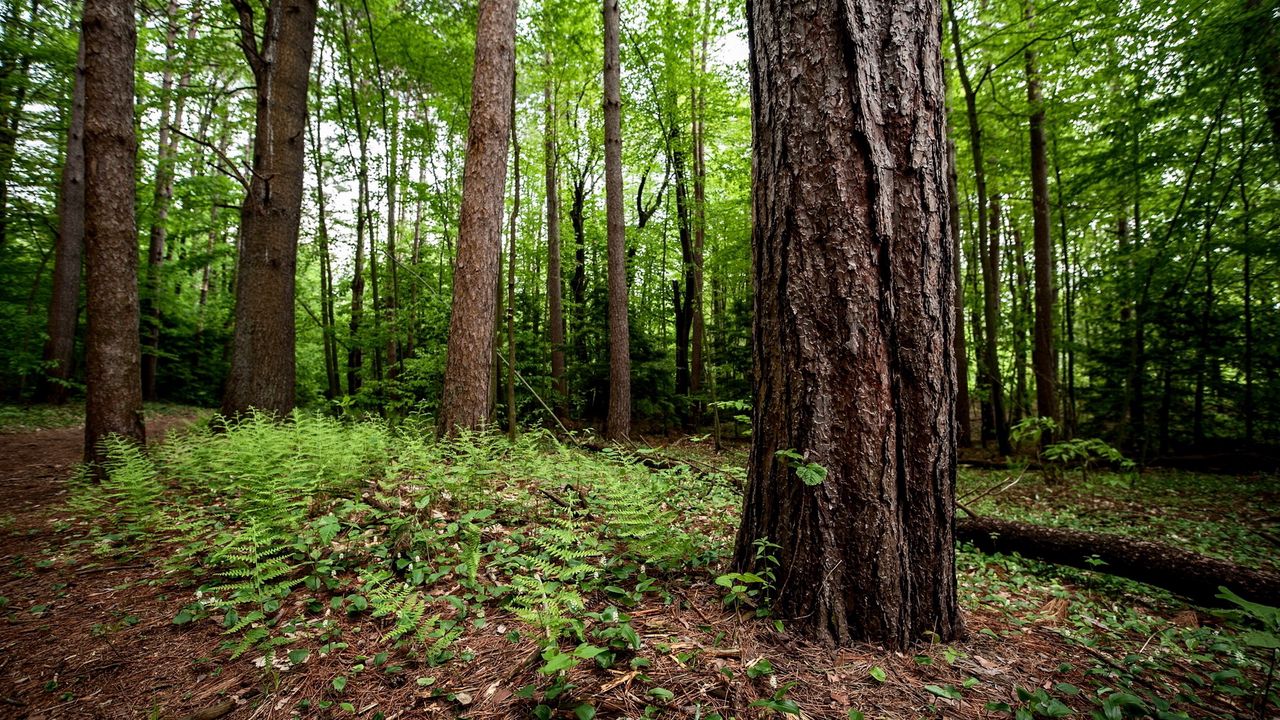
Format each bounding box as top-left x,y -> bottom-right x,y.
569,173 -> 589,371
957,517 -> 1280,607
1025,1 -> 1058,432
39,33 -> 86,405
221,0 -> 318,419
689,3 -> 709,426
339,3 -> 368,397
1012,226 -> 1030,420
948,140 -> 971,446
308,56 -> 341,402
603,0 -> 630,441
0,0 -> 39,255
947,0 -> 1010,455
735,0 -> 959,648
544,48 -> 567,415
1244,0 -> 1280,157
672,140 -> 693,399
82,0 -> 144,463
507,74 -> 520,440
1051,134 -> 1075,437
438,0 -> 516,434
141,0 -> 195,401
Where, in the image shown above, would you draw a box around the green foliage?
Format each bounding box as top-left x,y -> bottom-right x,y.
774,449 -> 827,486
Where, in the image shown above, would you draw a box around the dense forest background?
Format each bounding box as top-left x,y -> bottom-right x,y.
0,0 -> 1276,457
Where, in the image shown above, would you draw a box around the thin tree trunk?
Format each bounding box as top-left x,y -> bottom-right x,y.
947,140 -> 971,446
672,138 -> 693,399
689,0 -> 709,427
544,46 -> 567,414
603,0 -> 630,441
1025,0 -> 1057,432
1241,175 -> 1254,444
1051,133 -> 1075,437
141,0 -> 187,401
507,73 -> 520,440
83,0 -> 145,462
0,0 -> 39,254
339,3 -> 368,396
438,0 -> 516,434
947,0 -> 1010,454
735,0 -> 958,648
39,32 -> 86,404
1012,226 -> 1030,421
221,0 -> 318,418
308,53 -> 340,402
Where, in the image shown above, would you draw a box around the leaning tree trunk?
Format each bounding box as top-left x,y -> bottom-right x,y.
603,0 -> 630,441
82,0 -> 144,463
39,33 -> 86,405
438,0 -> 516,434
734,0 -> 959,648
221,0 -> 318,419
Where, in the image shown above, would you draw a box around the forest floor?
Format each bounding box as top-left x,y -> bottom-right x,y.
0,410 -> 1275,720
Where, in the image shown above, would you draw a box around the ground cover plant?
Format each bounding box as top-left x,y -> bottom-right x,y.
0,411 -> 1276,719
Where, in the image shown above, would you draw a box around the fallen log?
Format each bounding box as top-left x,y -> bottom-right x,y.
957,516 -> 1280,607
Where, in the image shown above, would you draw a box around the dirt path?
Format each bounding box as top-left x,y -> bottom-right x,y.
0,416 -> 266,720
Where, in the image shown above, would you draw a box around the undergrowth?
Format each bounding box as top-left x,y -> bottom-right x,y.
70,412 -> 739,716
64,414 -> 1279,719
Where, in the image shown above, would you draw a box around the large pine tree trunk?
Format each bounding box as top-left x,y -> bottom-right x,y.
735,0 -> 959,648
438,0 -> 516,434
1025,0 -> 1058,431
221,0 -> 318,419
82,0 -> 144,463
39,33 -> 86,405
603,0 -> 630,441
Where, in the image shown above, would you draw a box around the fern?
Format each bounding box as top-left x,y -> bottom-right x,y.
363,571 -> 443,644
205,520 -> 302,608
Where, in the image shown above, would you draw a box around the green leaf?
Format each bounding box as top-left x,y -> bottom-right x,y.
869,666 -> 887,682
1242,630 -> 1280,649
573,703 -> 596,720
746,657 -> 774,678
288,649 -> 310,665
925,684 -> 962,700
649,687 -> 674,701
332,676 -> 347,692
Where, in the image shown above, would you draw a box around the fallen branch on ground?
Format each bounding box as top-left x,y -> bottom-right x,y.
958,516 -> 1280,607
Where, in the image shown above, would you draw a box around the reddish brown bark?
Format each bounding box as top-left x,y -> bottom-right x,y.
734,0 -> 959,647
82,0 -> 145,463
221,0 -> 318,419
438,0 -> 516,434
